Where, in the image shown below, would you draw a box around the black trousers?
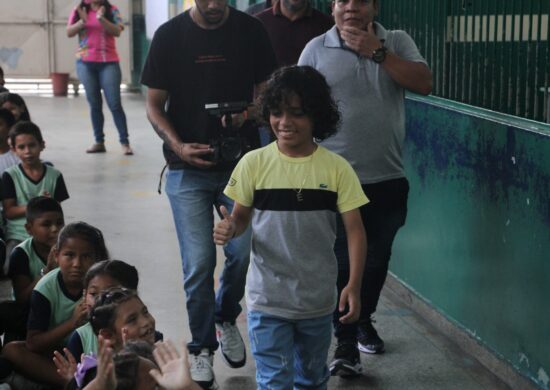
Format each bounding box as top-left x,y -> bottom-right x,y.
333,178 -> 409,341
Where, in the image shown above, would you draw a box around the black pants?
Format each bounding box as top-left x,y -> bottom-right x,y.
333,178 -> 409,341
0,301 -> 28,348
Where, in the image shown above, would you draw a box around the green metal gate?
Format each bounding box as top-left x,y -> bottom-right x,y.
378,0 -> 550,123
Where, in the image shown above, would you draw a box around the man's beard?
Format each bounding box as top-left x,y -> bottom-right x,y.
197,6 -> 227,25
283,0 -> 307,14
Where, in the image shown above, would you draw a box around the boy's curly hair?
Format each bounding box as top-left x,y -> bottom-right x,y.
260,65 -> 340,141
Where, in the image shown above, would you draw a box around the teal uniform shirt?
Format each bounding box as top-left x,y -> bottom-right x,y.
76,323 -> 98,355
2,163 -> 69,241
9,237 -> 47,280
29,268 -> 81,344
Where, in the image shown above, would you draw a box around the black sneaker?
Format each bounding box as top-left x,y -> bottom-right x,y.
329,342 -> 362,377
357,318 -> 385,354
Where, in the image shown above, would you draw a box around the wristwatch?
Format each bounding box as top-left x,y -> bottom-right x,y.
372,46 -> 388,64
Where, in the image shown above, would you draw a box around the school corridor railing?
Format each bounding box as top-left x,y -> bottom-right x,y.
377,0 -> 550,123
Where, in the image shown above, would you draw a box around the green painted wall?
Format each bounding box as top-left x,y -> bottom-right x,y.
392,95 -> 550,389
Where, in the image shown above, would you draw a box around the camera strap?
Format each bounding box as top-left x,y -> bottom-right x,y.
157,163 -> 168,195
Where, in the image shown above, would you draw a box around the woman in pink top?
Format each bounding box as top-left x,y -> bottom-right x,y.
67,0 -> 133,155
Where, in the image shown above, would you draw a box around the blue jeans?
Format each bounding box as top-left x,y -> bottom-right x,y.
333,178 -> 409,341
248,311 -> 332,390
165,168 -> 251,353
76,60 -> 129,144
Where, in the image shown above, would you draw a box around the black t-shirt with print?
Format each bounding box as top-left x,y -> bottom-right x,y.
141,7 -> 277,169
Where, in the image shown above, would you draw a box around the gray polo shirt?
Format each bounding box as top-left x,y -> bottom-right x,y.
298,23 -> 427,184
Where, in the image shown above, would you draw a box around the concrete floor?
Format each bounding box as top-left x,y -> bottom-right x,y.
2,93 -> 511,389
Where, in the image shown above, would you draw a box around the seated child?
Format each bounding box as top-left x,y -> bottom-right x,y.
61,288 -> 158,388
0,108 -> 18,248
0,108 -> 19,174
66,259 -> 140,360
0,93 -> 31,122
9,196 -> 64,304
2,121 -> 69,257
1,221 -> 109,387
213,65 -> 368,389
79,337 -> 201,390
1,196 -> 64,344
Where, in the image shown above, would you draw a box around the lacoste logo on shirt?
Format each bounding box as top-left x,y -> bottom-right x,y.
319,183 -> 328,189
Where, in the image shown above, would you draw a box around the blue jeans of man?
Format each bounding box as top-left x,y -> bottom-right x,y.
333,178 -> 409,341
248,311 -> 332,390
165,168 -> 251,353
76,60 -> 129,145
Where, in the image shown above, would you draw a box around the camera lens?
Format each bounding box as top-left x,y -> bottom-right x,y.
221,138 -> 242,161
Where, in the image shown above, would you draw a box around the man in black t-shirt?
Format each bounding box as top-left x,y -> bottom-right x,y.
141,0 -> 276,387
256,0 -> 333,67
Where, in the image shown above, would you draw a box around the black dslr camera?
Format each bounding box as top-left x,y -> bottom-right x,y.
205,101 -> 255,163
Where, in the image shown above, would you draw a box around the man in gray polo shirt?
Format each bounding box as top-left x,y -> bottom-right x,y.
298,0 -> 432,377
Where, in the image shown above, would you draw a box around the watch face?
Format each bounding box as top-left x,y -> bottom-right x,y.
373,47 -> 387,63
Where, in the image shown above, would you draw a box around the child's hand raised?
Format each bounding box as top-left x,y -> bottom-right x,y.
95,335 -> 117,390
338,284 -> 361,324
84,335 -> 117,390
213,206 -> 236,245
149,340 -> 200,390
53,348 -> 78,383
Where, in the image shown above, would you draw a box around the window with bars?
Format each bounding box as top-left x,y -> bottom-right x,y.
377,0 -> 550,123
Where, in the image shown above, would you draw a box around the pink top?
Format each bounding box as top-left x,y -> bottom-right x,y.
68,5 -> 123,63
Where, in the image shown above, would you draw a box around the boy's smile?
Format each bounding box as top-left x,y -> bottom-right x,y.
113,297 -> 156,347
270,93 -> 316,157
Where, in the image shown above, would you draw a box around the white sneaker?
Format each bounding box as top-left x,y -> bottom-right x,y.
216,322 -> 246,368
190,349 -> 217,389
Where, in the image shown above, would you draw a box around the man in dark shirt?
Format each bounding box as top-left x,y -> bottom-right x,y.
141,0 -> 276,387
256,0 -> 333,67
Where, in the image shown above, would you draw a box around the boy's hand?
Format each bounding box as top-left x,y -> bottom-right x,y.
338,284 -> 361,324
213,206 -> 236,245
71,301 -> 88,328
53,347 -> 78,383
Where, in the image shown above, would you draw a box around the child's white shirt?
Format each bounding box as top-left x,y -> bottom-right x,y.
0,150 -> 20,174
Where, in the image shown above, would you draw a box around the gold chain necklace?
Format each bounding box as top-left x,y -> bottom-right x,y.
277,145 -> 316,202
